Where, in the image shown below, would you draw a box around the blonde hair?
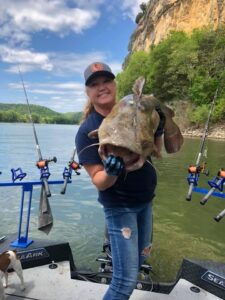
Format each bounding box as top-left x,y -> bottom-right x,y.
80,98 -> 94,123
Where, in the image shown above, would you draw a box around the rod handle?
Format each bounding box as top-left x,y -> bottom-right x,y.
186,183 -> 194,201
43,178 -> 51,197
200,188 -> 216,205
214,208 -> 225,222
60,177 -> 69,195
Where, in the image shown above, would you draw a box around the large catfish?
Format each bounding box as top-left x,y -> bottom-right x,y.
89,77 -> 183,172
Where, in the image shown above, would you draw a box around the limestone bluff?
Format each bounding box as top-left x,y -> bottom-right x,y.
129,0 -> 225,53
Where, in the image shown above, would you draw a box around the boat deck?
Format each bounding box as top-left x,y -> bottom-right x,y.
5,261 -> 221,300
1,235 -> 224,300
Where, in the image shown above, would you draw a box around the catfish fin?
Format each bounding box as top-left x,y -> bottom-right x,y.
161,105 -> 175,118
164,118 -> 184,153
88,129 -> 99,139
132,76 -> 145,97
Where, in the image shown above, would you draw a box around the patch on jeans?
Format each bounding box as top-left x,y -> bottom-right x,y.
121,227 -> 132,239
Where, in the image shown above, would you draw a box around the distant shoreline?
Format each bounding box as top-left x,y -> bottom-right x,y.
0,121 -> 79,126
1,121 -> 225,140
182,123 -> 225,140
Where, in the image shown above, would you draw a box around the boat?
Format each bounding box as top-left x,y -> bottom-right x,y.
0,149 -> 224,299
0,174 -> 225,299
1,233 -> 225,300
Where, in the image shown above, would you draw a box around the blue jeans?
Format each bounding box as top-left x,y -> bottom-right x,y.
103,202 -> 153,300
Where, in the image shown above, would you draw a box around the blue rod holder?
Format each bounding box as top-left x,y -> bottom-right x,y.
0,179 -> 67,248
193,187 -> 225,199
11,182 -> 34,248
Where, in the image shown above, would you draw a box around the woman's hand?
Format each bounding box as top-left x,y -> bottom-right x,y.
103,155 -> 124,176
83,155 -> 124,191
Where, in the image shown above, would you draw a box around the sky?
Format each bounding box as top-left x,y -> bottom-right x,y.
0,0 -> 147,113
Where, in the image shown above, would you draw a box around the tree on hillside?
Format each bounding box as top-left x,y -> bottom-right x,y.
1,110 -> 20,122
116,51 -> 149,99
135,2 -> 147,24
189,27 -> 225,106
147,31 -> 198,101
117,26 -> 225,124
0,103 -> 82,124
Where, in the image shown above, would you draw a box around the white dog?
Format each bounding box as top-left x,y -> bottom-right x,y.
0,250 -> 25,300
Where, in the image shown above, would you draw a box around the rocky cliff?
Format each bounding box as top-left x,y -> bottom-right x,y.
130,0 -> 225,52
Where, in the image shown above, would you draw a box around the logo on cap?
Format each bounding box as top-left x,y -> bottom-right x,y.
91,63 -> 104,72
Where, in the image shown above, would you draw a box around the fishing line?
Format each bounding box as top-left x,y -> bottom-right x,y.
77,143 -> 100,157
18,67 -> 42,160
18,66 -> 56,197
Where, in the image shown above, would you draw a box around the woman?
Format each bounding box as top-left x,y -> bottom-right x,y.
75,62 -> 164,300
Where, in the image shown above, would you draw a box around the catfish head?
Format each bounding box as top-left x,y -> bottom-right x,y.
88,77 -> 183,172
88,77 -> 161,172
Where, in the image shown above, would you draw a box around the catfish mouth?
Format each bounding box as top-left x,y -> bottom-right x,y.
99,144 -> 145,171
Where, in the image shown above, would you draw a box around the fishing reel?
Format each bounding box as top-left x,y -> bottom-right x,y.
36,157 -> 57,169
96,241 -> 113,274
199,168 -> 225,222
69,160 -> 81,175
207,168 -> 225,192
62,160 -> 81,179
187,162 -> 209,187
188,162 -> 209,176
217,168 -> 225,179
36,157 -> 57,184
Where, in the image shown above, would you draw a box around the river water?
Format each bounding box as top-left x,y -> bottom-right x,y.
0,123 -> 224,281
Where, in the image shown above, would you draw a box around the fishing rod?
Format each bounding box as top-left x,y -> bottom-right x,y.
200,168 -> 225,205
199,168 -> 225,222
61,146 -> 81,194
214,207 -> 225,222
186,87 -> 219,201
18,68 -> 57,197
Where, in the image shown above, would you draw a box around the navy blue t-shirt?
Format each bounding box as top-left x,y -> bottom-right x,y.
75,110 -> 157,208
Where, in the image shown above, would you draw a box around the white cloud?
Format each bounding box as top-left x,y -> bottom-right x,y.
0,45 -> 53,72
0,1 -> 147,47
1,46 -> 123,112
8,80 -> 86,112
74,0 -> 148,21
0,45 -> 123,78
120,0 -> 148,20
0,0 -> 132,112
0,0 -> 100,45
74,0 -> 105,9
49,52 -> 108,76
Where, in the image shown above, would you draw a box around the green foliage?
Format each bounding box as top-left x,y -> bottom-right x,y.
135,12 -> 143,24
117,26 -> 225,124
140,2 -> 147,12
116,51 -> 149,99
213,98 -> 225,122
0,103 -> 82,124
135,2 -> 147,24
0,110 -> 21,123
188,104 -> 209,124
188,75 -> 218,105
147,31 -> 195,101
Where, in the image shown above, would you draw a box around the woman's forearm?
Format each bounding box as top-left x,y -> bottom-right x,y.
84,164 -> 118,191
92,170 -> 118,191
